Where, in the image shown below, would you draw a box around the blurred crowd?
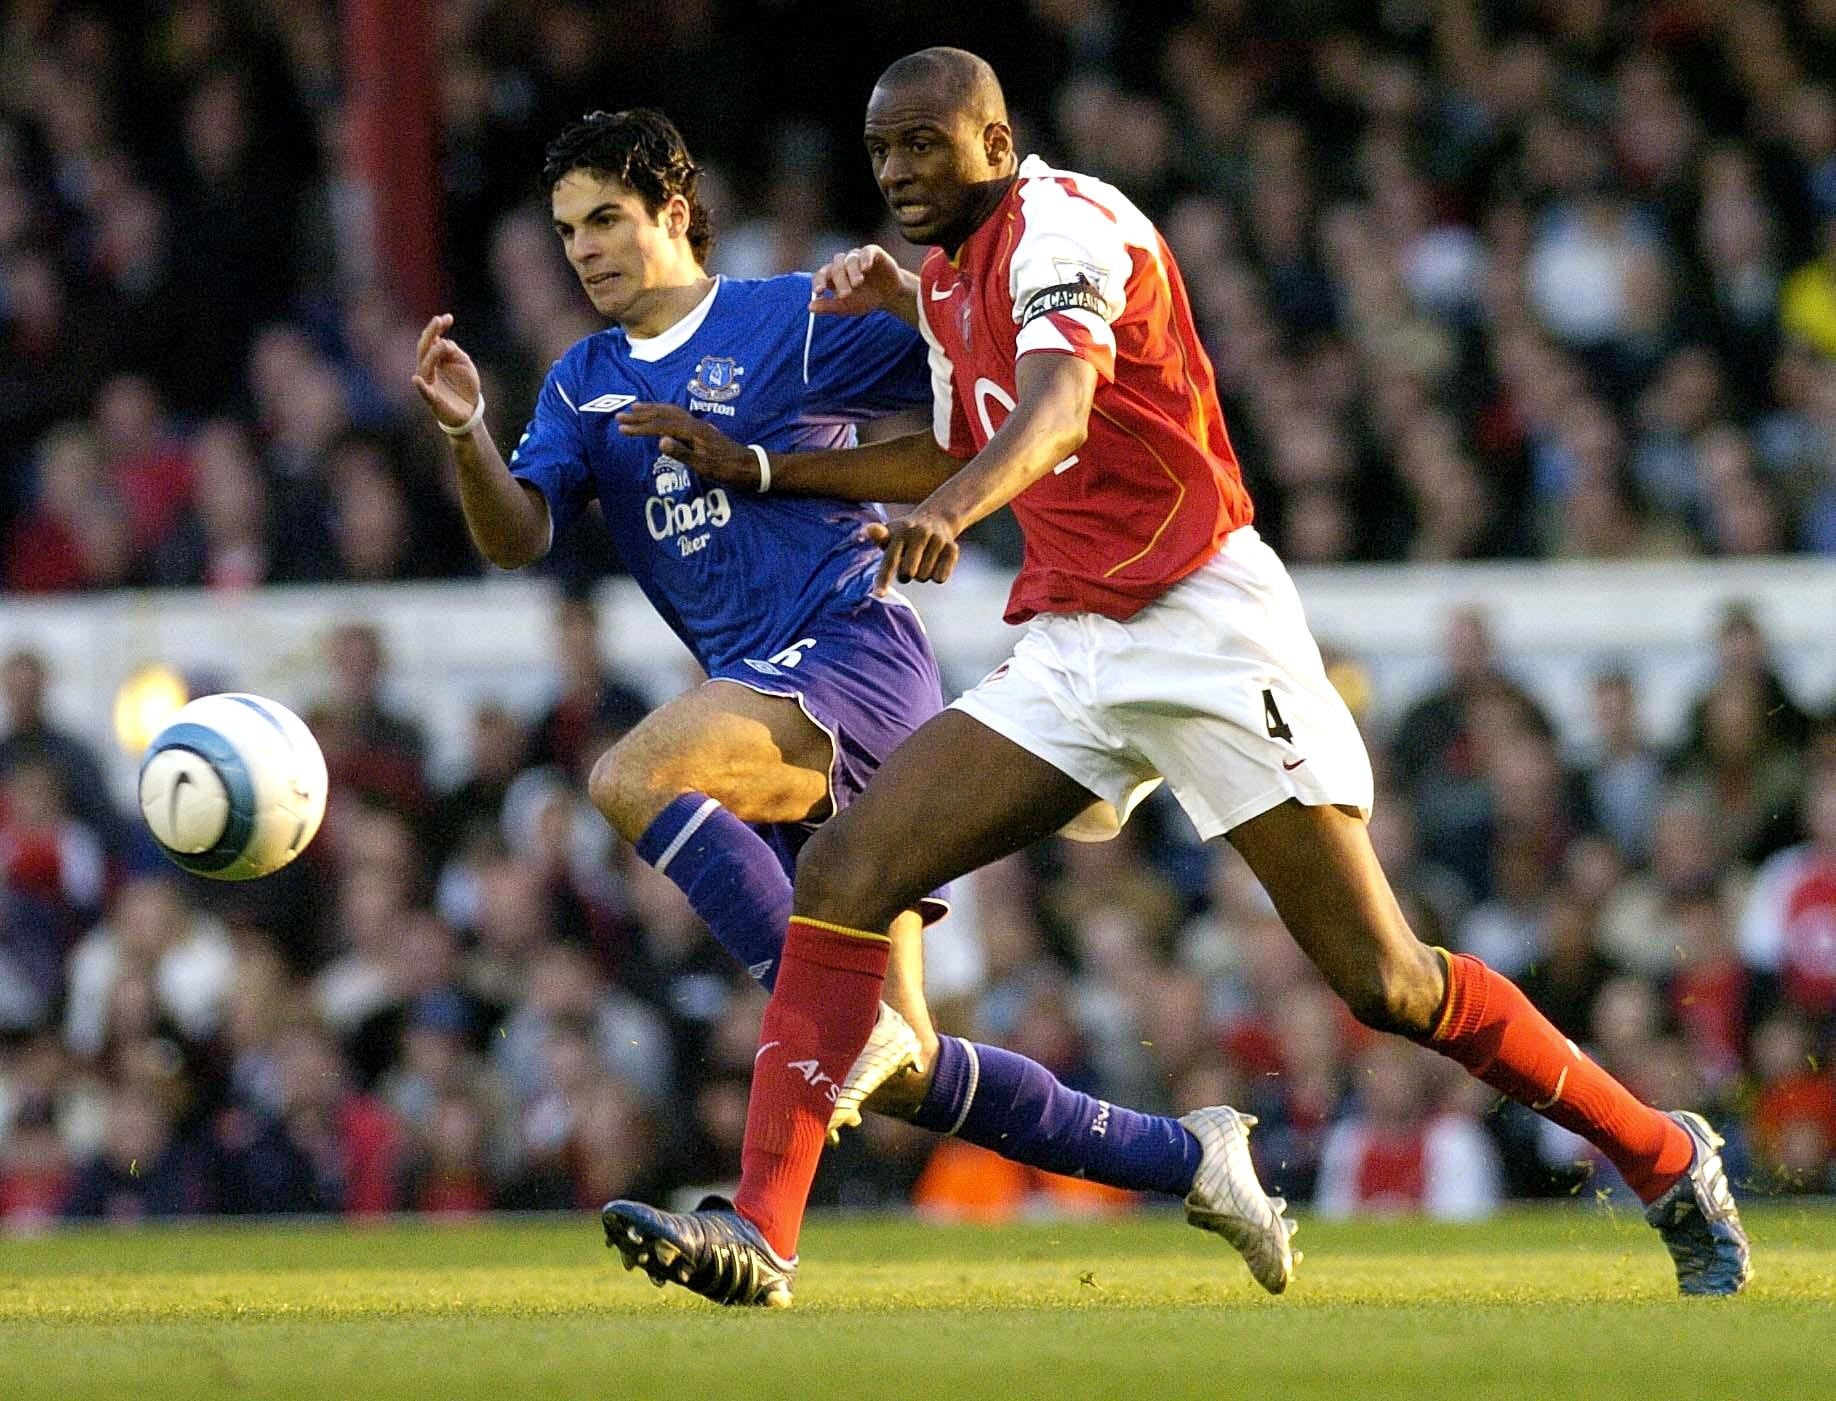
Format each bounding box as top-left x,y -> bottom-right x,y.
3,1 -> 1836,590
1,590 -> 1834,1231
3,0 -> 1836,1228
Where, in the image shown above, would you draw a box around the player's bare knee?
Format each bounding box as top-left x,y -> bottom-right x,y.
1336,945 -> 1443,1037
794,819 -> 904,928
587,742 -> 674,841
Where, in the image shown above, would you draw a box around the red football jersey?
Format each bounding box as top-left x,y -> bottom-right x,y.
917,156 -> 1254,623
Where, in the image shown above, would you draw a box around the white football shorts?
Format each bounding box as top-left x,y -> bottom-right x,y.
952,527 -> 1374,842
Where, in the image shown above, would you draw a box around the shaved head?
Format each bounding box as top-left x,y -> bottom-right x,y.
874,47 -> 1008,128
864,48 -> 1016,251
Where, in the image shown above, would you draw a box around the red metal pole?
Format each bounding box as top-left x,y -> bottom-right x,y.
343,0 -> 444,316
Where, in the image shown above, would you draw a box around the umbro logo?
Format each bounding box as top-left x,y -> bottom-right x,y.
579,393 -> 636,413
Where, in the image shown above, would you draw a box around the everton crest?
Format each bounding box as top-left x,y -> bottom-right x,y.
687,355 -> 745,403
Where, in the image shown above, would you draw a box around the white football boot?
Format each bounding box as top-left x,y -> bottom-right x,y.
1180,1105 -> 1298,1294
825,1001 -> 925,1145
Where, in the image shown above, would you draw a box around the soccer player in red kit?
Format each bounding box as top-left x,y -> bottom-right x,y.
605,46 -> 1751,1304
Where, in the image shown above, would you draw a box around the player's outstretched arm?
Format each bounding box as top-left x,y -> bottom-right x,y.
412,314 -> 551,570
617,403 -> 959,503
808,245 -> 920,328
868,353 -> 1096,594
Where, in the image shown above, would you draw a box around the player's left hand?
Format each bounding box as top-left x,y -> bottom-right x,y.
616,402 -> 762,489
866,508 -> 960,593
810,245 -> 918,321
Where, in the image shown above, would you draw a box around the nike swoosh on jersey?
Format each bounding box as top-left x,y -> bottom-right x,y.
1282,757 -> 1307,771
928,284 -> 957,300
755,1040 -> 781,1063
578,393 -> 637,412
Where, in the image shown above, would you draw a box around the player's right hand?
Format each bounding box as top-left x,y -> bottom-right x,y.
809,245 -> 914,318
616,402 -> 762,489
411,314 -> 482,431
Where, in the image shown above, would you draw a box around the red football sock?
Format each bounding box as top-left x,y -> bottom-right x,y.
1424,952 -> 1693,1203
733,916 -> 889,1257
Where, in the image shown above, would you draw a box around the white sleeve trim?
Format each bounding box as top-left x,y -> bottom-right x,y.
802,312 -> 817,385
554,379 -> 578,413
1015,306 -> 1116,359
1008,166 -> 1151,329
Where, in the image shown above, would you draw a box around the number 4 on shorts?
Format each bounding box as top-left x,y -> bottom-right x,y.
1261,688 -> 1294,742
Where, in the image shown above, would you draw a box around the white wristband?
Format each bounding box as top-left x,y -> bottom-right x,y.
439,394 -> 486,438
748,443 -> 771,494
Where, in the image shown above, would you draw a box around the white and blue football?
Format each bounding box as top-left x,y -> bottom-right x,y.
138,693 -> 329,880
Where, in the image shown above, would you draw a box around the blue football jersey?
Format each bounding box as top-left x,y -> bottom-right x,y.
507,275 -> 930,671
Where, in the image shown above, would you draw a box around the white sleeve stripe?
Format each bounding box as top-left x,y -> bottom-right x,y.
802,312 -> 816,384
1016,308 -> 1114,358
554,380 -> 578,413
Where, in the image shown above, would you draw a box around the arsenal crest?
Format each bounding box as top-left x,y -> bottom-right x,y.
688,355 -> 745,403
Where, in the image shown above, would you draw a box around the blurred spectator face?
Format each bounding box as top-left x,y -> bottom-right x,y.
1707,474 -> 1787,555
1592,976 -> 1660,1059
1715,606 -> 1768,676
1441,606 -> 1493,683
1700,674 -> 1768,763
522,941 -> 595,1019
276,1027 -> 346,1115
222,948 -> 287,1057
426,1091 -> 488,1173
402,1021 -> 465,1088
1357,1042 -> 1427,1129
102,971 -> 162,1051
694,1076 -> 750,1160
1,250 -> 65,340
2,757 -> 62,829
333,803 -> 419,900
555,598 -> 602,689
112,876 -> 189,960
101,1086 -> 171,1172
327,623 -> 385,707
35,424 -> 107,516
541,1022 -> 598,1095
394,912 -> 459,994
467,704 -> 526,785
334,873 -> 404,958
570,1075 -> 652,1203
1674,892 -> 1734,964
327,442 -> 411,580
1009,985 -> 1084,1074
1283,486 -> 1354,563
1750,1013 -> 1812,1083
473,866 -> 543,962
1,649 -> 47,728
1275,984 -> 1346,1078
94,374 -> 165,460
1805,767 -> 1836,848
1649,794 -> 1721,892
182,70 -> 251,184
1563,834 -> 1625,907
1591,671 -> 1639,751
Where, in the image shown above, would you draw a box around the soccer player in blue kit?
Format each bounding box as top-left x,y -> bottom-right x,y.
413,109 -> 1287,1297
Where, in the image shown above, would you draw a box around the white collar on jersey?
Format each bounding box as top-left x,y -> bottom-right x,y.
624,276 -> 722,362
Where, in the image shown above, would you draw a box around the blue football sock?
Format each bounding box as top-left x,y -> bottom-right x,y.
911,1035 -> 1202,1197
633,793 -> 790,989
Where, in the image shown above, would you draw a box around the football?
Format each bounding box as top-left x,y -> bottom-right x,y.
137,692 -> 329,880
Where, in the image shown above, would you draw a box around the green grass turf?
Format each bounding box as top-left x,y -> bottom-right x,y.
1,1206 -> 1832,1400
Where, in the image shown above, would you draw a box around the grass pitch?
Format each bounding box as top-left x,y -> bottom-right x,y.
2,1205 -> 1832,1400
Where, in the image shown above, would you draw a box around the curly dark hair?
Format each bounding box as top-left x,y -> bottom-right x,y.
541,108 -> 714,264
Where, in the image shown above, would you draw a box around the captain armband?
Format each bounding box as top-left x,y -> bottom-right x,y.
1017,279 -> 1109,326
